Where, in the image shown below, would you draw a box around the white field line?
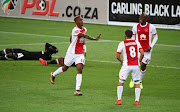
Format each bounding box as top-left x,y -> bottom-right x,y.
52,56 -> 180,70
85,59 -> 180,70
0,42 -> 70,47
0,31 -> 180,48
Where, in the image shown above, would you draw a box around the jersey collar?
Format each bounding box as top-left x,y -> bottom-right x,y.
126,39 -> 133,40
140,22 -> 148,27
76,26 -> 84,30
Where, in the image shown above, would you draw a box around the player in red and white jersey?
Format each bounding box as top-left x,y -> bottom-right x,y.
130,13 -> 158,89
67,26 -> 87,54
115,30 -> 144,105
50,16 -> 101,96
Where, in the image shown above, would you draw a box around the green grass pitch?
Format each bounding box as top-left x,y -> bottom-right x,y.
0,17 -> 180,112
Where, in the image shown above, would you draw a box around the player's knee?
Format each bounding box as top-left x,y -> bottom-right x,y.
63,66 -> 69,71
119,79 -> 125,84
141,63 -> 146,71
77,67 -> 83,73
76,64 -> 83,72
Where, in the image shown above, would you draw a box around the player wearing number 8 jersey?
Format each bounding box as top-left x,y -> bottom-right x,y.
130,13 -> 158,89
50,16 -> 101,96
115,30 -> 144,105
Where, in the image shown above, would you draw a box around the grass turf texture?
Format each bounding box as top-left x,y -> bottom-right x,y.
0,17 -> 180,112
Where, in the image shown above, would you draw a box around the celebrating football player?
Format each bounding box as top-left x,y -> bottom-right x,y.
50,15 -> 101,96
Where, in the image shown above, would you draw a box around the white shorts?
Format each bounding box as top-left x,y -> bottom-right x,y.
119,65 -> 141,84
64,52 -> 85,67
142,51 -> 152,64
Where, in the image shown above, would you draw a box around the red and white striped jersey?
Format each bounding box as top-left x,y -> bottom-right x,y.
67,26 -> 87,54
117,39 -> 142,66
132,22 -> 157,52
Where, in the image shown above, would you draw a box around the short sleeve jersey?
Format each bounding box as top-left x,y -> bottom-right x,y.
132,22 -> 157,52
67,26 -> 87,54
117,39 -> 142,66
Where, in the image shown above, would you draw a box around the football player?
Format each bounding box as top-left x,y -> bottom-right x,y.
0,43 -> 58,60
115,30 -> 144,105
50,15 -> 101,96
129,13 -> 158,89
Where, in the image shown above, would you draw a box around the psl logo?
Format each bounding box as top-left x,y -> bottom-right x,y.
1,0 -> 18,14
21,0 -> 59,16
140,34 -> 147,40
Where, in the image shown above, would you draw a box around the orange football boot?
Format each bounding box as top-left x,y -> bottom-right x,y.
115,99 -> 122,105
39,58 -> 48,66
135,101 -> 140,105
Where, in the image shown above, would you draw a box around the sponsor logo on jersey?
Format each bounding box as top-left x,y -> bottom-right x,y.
1,0 -> 18,14
140,34 -> 147,40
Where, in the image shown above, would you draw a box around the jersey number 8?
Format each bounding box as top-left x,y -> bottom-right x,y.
129,46 -> 136,58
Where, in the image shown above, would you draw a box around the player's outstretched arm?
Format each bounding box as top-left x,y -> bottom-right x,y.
79,33 -> 101,40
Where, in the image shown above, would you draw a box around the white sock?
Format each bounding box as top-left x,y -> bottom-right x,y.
52,67 -> 64,76
140,70 -> 146,82
3,49 -> 7,55
4,55 -> 8,59
117,85 -> 123,100
76,73 -> 82,90
135,87 -> 141,101
56,59 -> 59,65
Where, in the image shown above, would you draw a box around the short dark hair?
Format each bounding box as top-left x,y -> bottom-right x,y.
125,30 -> 133,38
74,15 -> 81,22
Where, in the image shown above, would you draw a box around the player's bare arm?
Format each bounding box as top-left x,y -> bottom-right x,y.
116,53 -> 123,64
139,49 -> 144,62
79,33 -> 101,40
